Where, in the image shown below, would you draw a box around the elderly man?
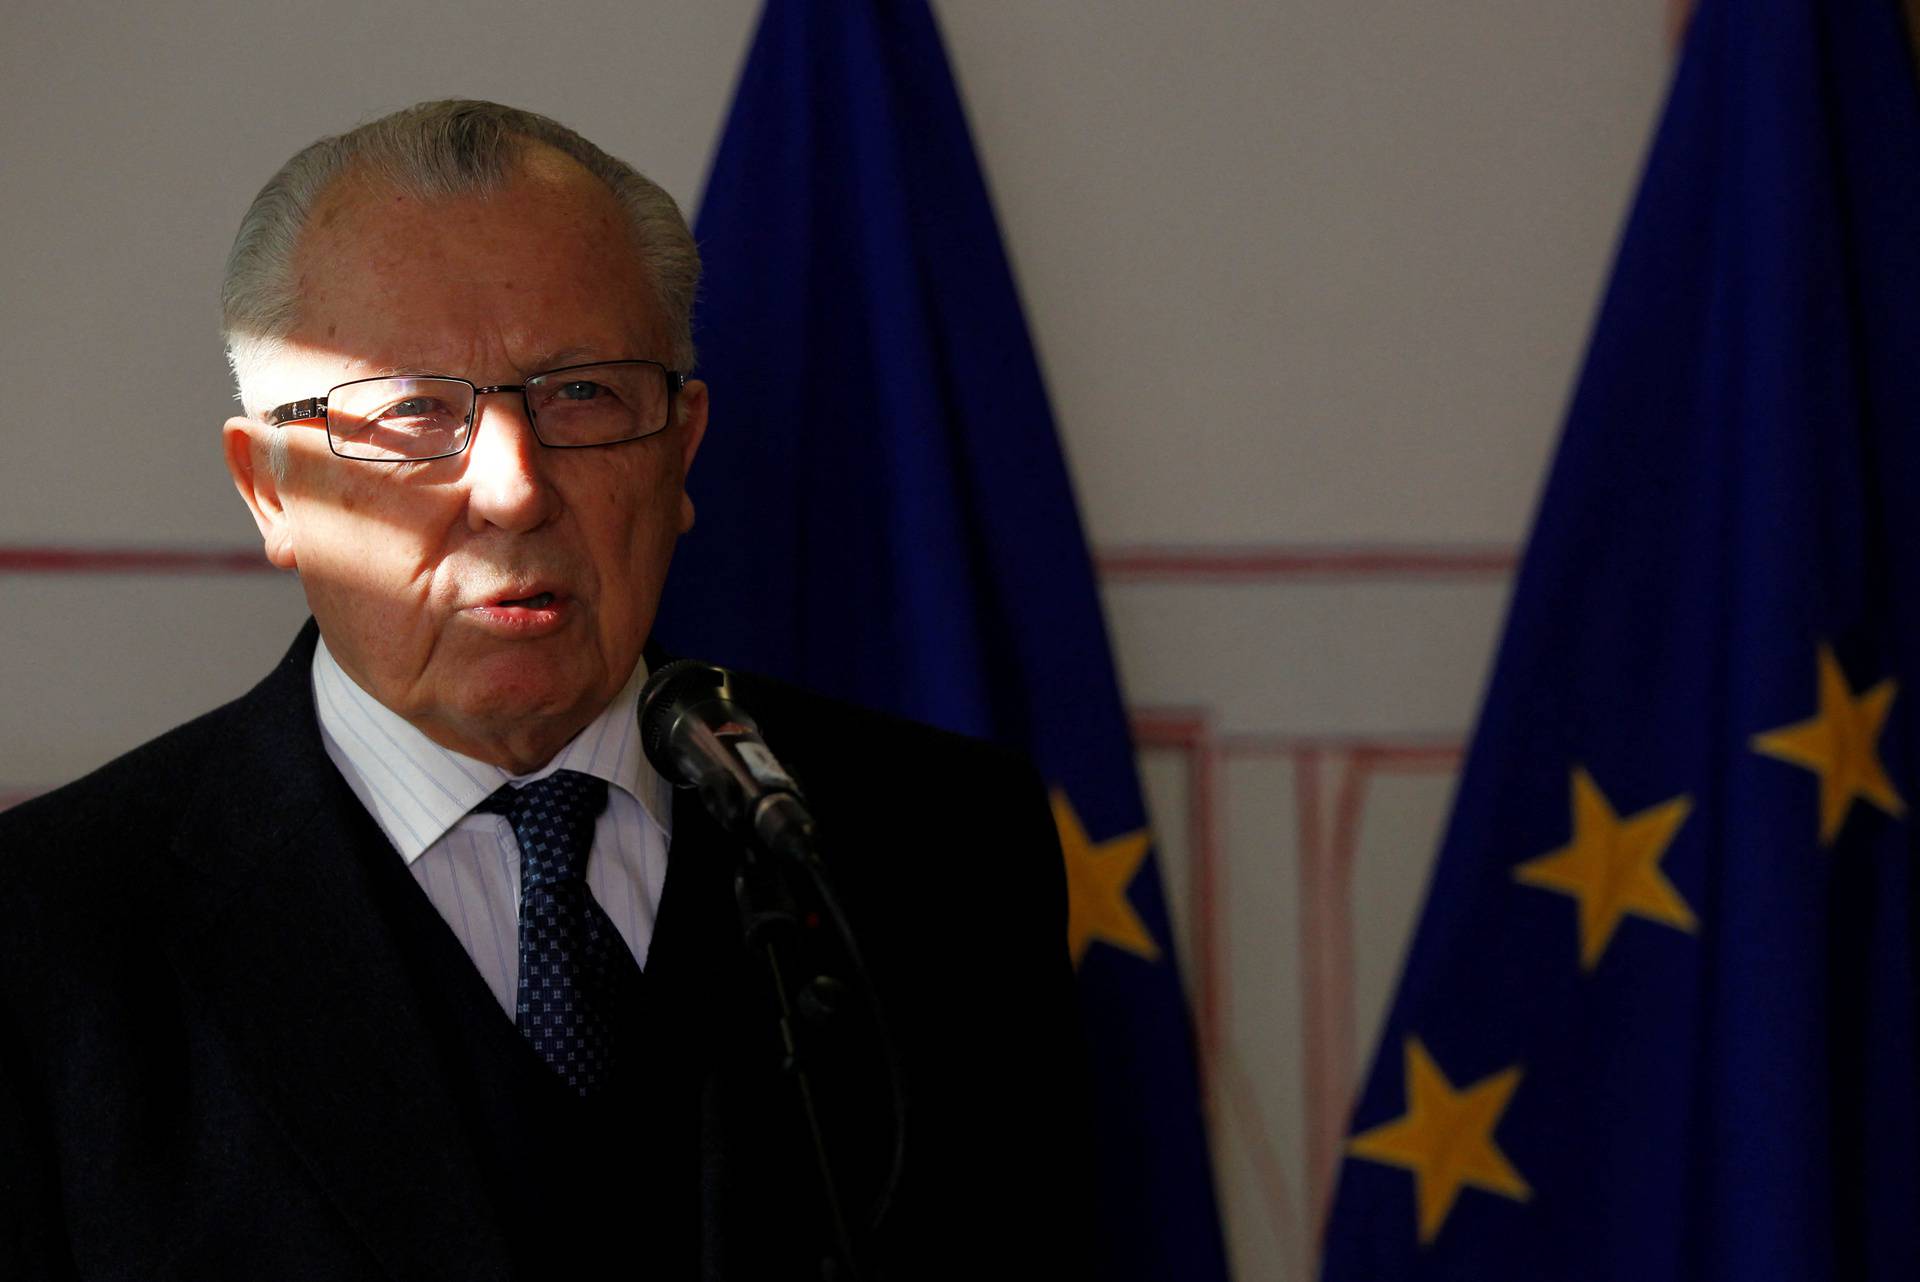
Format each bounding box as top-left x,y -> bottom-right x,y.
0,101 -> 1086,1280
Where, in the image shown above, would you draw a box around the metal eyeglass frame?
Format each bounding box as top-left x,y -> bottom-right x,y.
263,358 -> 688,462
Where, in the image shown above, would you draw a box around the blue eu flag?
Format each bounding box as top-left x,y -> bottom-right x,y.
657,1 -> 1229,1277
1321,0 -> 1920,1277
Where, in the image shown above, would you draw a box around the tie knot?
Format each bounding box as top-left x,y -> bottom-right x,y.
477,769 -> 610,888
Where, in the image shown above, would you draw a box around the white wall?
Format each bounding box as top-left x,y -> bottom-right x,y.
0,3 -> 1670,1276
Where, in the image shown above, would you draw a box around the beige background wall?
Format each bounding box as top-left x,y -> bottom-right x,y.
0,3 -> 1670,1276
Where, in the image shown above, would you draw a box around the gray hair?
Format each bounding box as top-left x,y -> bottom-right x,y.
221,98 -> 700,441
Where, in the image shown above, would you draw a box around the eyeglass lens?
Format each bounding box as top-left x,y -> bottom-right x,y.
324,362 -> 673,461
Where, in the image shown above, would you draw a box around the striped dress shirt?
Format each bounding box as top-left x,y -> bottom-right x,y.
310,636 -> 673,1016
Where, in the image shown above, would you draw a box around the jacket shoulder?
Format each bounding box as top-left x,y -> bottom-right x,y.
0,624 -> 317,879
726,667 -> 1044,796
0,697 -> 245,884
718,668 -> 1064,904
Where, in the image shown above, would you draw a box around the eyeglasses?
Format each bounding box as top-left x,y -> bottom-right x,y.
264,359 -> 687,462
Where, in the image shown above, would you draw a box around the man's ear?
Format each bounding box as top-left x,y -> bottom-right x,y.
674,379 -> 709,535
223,417 -> 299,570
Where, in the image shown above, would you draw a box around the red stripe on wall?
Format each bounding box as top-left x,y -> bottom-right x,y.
0,547 -> 273,574
1097,544 -> 1517,581
0,543 -> 1518,581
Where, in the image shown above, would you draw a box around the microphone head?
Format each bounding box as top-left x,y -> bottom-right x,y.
638,657 -> 729,780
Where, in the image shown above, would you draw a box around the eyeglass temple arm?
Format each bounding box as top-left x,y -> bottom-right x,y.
265,396 -> 327,427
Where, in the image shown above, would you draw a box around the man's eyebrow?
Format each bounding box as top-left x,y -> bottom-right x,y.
354,349 -> 609,380
525,346 -> 602,371
360,361 -> 445,379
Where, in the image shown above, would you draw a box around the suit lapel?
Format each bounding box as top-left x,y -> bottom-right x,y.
154,623 -> 511,1282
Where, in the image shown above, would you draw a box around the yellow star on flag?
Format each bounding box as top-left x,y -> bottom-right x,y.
1751,644 -> 1903,845
1052,789 -> 1158,966
1513,768 -> 1696,971
1346,1037 -> 1529,1244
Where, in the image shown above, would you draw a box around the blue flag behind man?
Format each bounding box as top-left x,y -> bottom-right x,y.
1321,0 -> 1920,1277
656,1 -> 1230,1276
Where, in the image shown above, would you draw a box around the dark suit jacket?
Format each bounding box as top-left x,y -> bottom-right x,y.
0,623 -> 1090,1280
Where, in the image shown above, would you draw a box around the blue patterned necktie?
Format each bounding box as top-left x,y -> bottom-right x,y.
476,769 -> 639,1097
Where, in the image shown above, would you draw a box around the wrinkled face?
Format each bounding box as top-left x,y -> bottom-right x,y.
225,147 -> 707,771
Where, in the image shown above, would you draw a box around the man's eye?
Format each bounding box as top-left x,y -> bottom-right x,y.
555,380 -> 609,402
380,397 -> 445,419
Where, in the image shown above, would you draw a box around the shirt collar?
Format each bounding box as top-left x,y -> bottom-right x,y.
310,635 -> 672,863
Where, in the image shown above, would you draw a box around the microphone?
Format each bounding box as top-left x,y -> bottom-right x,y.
639,658 -> 819,864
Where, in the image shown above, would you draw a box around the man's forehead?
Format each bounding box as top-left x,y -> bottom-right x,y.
276,151 -> 661,381
305,170 -> 616,264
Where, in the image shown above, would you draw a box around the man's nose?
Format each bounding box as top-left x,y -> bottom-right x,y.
462,391 -> 561,533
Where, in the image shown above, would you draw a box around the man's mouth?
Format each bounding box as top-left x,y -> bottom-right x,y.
468,588 -> 570,636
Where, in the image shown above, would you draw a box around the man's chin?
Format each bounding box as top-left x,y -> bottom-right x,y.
428,655 -> 614,762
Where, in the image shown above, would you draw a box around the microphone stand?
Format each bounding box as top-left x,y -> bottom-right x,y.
640,662 -> 907,1279
728,835 -> 864,1282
